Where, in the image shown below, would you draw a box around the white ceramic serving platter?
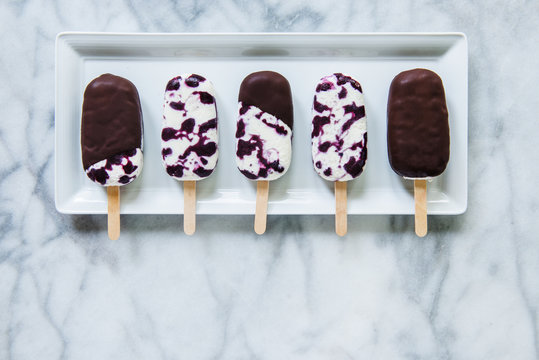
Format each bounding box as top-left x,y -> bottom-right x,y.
55,32 -> 467,215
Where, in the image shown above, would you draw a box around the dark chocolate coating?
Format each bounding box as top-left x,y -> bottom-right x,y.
387,69 -> 449,178
81,74 -> 143,169
238,71 -> 293,129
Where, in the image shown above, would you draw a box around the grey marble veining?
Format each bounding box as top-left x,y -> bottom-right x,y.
1,0 -> 539,359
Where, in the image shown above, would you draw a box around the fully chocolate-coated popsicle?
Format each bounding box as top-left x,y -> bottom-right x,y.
387,68 -> 449,178
236,71 -> 293,181
387,68 -> 449,237
81,73 -> 143,186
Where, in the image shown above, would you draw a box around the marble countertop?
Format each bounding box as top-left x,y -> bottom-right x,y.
1,0 -> 538,359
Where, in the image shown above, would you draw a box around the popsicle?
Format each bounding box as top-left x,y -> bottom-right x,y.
387,68 -> 450,237
235,71 -> 293,234
161,74 -> 218,235
81,73 -> 144,240
311,73 -> 367,236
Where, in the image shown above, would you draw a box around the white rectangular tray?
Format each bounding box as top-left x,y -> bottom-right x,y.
55,32 -> 468,215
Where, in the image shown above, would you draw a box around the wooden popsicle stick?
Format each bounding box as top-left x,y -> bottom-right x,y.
335,181 -> 347,237
107,186 -> 120,240
254,180 -> 269,235
414,179 -> 428,237
184,180 -> 196,235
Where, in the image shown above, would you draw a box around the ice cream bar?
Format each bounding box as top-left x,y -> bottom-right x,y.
81,73 -> 143,186
161,74 -> 218,180
235,71 -> 293,181
387,68 -> 449,178
311,73 -> 367,181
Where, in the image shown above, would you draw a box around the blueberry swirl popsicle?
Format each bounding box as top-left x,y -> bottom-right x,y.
81,73 -> 144,240
387,68 -> 449,237
311,73 -> 367,236
161,74 -> 218,235
236,71 -> 293,234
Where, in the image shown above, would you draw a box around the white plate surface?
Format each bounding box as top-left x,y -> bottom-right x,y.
55,32 -> 467,215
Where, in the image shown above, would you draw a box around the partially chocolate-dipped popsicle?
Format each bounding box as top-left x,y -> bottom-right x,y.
236,71 -> 293,234
81,73 -> 143,240
387,68 -> 449,237
81,73 -> 143,186
236,71 -> 293,181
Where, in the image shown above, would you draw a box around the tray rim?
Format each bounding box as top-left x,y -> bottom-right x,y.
55,31 -> 468,45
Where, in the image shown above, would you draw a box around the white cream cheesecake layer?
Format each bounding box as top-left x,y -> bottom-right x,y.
235,103 -> 292,181
85,148 -> 143,186
311,73 -> 367,182
161,74 -> 218,181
